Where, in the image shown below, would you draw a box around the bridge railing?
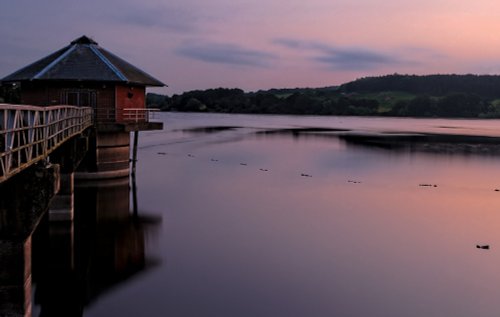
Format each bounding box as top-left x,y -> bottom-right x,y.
123,108 -> 160,123
0,104 -> 93,183
94,108 -> 160,124
95,108 -> 116,123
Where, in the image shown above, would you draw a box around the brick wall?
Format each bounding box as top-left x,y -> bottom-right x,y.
115,85 -> 145,122
18,82 -> 149,123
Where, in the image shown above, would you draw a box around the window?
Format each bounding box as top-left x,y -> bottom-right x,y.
63,90 -> 96,107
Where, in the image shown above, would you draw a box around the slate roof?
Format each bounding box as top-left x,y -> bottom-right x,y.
1,36 -> 165,86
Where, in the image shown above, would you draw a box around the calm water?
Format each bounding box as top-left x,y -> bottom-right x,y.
35,113 -> 500,316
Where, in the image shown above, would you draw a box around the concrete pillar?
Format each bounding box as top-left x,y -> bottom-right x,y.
0,163 -> 60,317
76,131 -> 131,180
0,238 -> 32,317
49,172 -> 74,222
48,172 -> 75,274
48,172 -> 76,291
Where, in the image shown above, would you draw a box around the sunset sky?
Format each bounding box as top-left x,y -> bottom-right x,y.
2,0 -> 500,95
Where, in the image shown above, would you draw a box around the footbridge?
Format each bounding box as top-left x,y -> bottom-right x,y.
0,104 -> 93,183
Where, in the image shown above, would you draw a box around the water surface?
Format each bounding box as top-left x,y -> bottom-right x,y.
52,113 -> 500,316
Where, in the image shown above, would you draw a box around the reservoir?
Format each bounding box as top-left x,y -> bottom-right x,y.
28,113 -> 500,316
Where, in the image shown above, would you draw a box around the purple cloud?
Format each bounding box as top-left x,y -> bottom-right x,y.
176,42 -> 277,67
274,38 -> 415,70
110,6 -> 197,33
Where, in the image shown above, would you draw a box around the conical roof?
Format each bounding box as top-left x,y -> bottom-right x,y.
1,36 -> 165,87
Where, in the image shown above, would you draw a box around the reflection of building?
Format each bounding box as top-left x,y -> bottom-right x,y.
31,178 -> 160,316
0,175 -> 159,317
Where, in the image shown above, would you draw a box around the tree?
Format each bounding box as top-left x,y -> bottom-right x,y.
185,98 -> 206,112
405,96 -> 435,117
436,93 -> 484,117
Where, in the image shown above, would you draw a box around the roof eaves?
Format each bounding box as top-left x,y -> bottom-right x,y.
97,48 -> 165,87
89,45 -> 128,82
33,44 -> 77,80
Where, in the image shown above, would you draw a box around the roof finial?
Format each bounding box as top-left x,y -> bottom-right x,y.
71,35 -> 98,45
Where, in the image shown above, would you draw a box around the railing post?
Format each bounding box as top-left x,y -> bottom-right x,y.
43,108 -> 48,158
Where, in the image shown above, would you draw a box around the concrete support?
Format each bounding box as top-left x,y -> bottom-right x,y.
76,131 -> 131,180
0,163 -> 60,317
131,131 -> 139,176
0,163 -> 60,237
49,172 -> 74,222
0,238 -> 32,317
48,172 -> 75,279
48,134 -> 88,222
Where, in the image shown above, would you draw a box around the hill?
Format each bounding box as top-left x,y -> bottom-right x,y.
340,74 -> 500,98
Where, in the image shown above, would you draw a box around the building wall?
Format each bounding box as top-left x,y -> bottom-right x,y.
20,82 -> 147,124
93,84 -> 115,123
115,85 -> 145,122
20,83 -> 48,106
19,81 -> 115,111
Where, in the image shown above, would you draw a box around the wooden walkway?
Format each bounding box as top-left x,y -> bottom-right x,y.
0,104 -> 93,183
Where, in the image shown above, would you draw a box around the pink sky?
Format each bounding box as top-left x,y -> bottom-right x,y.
2,0 -> 500,95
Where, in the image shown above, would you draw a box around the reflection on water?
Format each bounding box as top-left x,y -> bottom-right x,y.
339,133 -> 500,155
33,177 -> 160,316
4,112 -> 500,316
0,176 -> 159,317
132,113 -> 500,317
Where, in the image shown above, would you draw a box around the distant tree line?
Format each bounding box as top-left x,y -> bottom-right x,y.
147,74 -> 500,118
147,87 -> 382,116
340,74 -> 500,98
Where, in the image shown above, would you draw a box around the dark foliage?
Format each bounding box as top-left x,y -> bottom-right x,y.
146,75 -> 500,118
146,93 -> 170,110
340,74 -> 500,98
